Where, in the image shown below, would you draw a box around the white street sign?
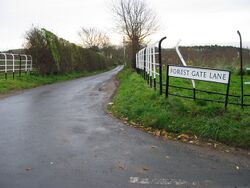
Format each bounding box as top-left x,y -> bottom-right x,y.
168,65 -> 230,84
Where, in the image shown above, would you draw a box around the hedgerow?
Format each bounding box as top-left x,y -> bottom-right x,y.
25,27 -> 116,75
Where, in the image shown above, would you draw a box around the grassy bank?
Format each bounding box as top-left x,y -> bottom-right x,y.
110,68 -> 250,149
0,68 -> 113,94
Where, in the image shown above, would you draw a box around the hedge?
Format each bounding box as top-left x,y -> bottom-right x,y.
25,28 -> 116,75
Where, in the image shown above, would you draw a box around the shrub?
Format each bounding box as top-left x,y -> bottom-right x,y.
25,27 -> 116,75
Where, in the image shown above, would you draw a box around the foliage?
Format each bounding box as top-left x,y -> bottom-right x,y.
25,27 -> 118,75
43,29 -> 61,71
110,69 -> 250,149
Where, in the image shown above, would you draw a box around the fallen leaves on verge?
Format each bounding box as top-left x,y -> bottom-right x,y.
154,130 -> 161,137
118,116 -> 248,155
177,134 -> 200,145
119,117 -> 201,144
177,134 -> 190,142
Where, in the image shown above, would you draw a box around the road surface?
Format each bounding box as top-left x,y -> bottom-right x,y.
0,66 -> 249,188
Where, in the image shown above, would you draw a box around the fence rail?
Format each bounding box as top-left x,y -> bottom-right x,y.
0,52 -> 32,79
136,37 -> 166,93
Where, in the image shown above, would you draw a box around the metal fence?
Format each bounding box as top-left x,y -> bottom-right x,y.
136,33 -> 250,109
0,52 -> 32,79
136,37 -> 166,94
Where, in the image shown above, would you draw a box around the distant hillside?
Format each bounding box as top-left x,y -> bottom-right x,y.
1,49 -> 27,54
162,46 -> 250,69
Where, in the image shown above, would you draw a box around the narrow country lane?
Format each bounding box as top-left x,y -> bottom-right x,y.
0,66 -> 249,188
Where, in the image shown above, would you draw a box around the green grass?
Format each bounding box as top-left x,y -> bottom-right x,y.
110,68 -> 250,149
147,67 -> 250,105
0,68 -> 113,94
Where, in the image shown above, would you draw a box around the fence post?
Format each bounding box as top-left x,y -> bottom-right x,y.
144,49 -> 146,80
225,72 -> 231,110
19,55 -> 21,76
152,46 -> 156,90
12,54 -> 15,79
147,48 -> 150,85
166,65 -> 169,98
159,37 -> 167,95
149,48 -> 152,88
237,30 -> 244,109
4,53 -> 7,80
30,55 -> 33,72
25,55 -> 28,74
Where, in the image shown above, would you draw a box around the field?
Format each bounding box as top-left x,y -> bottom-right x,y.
110,68 -> 250,149
142,65 -> 250,107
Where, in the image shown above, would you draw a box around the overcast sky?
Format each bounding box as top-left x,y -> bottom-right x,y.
0,0 -> 249,51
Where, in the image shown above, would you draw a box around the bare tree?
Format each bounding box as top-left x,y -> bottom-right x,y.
78,27 -> 111,49
112,0 -> 158,68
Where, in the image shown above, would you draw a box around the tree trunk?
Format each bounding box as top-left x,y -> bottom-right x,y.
131,36 -> 140,69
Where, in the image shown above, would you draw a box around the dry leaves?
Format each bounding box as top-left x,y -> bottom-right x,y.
154,130 -> 161,137
177,134 -> 190,142
119,116 -> 244,154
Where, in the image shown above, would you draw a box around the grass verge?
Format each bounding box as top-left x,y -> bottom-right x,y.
0,67 -> 114,94
109,68 -> 250,149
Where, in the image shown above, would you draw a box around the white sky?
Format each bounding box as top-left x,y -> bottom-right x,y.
0,0 -> 249,51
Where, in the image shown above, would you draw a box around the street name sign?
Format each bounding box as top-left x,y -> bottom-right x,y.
168,65 -> 230,84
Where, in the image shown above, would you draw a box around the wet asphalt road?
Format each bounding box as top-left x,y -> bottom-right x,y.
0,66 -> 249,188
